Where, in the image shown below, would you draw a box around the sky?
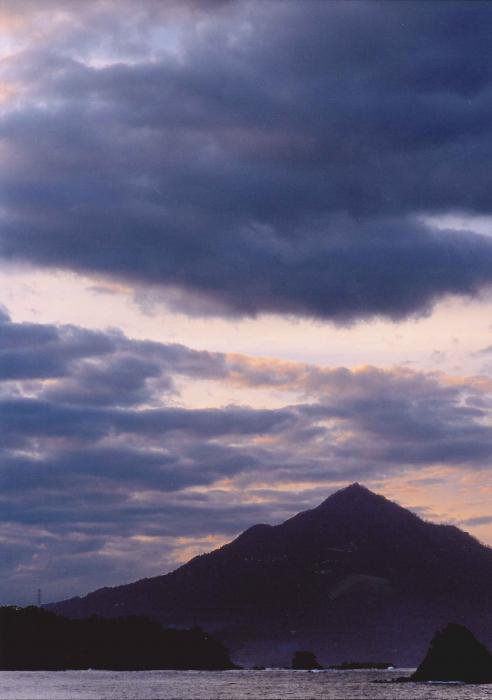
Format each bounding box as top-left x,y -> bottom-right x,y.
2,0 -> 492,606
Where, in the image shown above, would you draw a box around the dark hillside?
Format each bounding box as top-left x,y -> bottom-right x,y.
0,606 -> 235,670
48,484 -> 492,666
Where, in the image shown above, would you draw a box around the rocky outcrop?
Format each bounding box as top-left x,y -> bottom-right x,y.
291,650 -> 323,670
412,623 -> 492,683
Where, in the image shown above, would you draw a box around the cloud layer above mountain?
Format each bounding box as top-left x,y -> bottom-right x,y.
2,1 -> 492,321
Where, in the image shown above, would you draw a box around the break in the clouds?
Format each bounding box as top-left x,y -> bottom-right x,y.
2,1 -> 492,320
2,307 -> 492,603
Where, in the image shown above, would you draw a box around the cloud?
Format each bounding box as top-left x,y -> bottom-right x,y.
0,307 -> 226,393
459,515 -> 492,527
2,310 -> 492,602
3,2 -> 492,320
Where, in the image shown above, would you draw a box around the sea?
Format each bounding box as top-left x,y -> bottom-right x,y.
2,669 -> 492,700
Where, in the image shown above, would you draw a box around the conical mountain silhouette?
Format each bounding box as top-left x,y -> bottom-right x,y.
49,484 -> 492,666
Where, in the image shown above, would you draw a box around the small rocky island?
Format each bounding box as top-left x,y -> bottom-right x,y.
0,606 -> 236,670
291,650 -> 323,670
411,623 -> 492,684
331,661 -> 394,670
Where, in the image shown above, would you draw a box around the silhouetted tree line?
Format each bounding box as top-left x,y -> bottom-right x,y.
0,606 -> 236,670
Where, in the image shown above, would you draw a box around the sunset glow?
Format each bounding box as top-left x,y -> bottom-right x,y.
2,0 -> 492,608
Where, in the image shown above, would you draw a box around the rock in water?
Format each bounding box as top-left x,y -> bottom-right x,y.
412,623 -> 492,683
291,650 -> 323,670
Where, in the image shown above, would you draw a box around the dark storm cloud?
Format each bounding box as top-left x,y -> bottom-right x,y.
0,308 -> 226,396
3,312 -> 492,491
0,398 -> 296,449
0,311 -> 115,380
3,1 -> 492,321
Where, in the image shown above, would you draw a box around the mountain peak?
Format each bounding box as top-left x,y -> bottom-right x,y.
304,482 -> 414,525
341,482 -> 369,494
318,482 -> 379,507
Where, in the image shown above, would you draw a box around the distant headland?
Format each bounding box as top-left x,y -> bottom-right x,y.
0,606 -> 236,671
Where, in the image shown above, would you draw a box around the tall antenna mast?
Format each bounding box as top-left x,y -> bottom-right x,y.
37,588 -> 42,607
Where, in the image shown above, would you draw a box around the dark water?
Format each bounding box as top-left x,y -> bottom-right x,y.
2,669 -> 492,699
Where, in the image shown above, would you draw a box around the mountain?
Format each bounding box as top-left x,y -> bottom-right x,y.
47,484 -> 492,666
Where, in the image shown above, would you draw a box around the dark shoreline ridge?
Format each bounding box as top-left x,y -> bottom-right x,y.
0,606 -> 237,670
